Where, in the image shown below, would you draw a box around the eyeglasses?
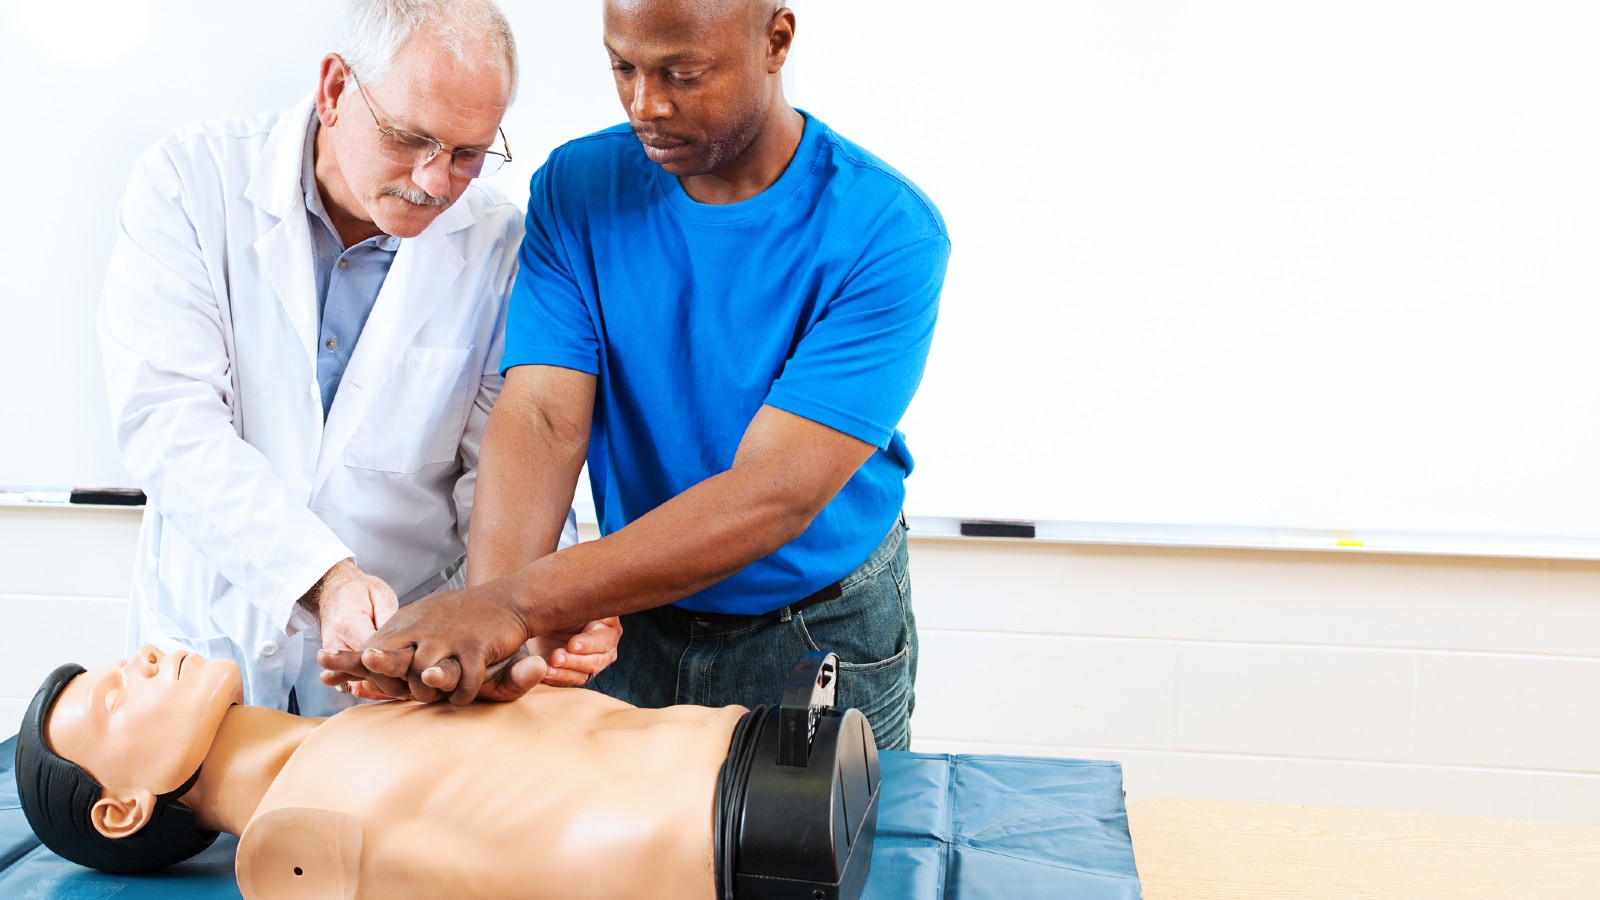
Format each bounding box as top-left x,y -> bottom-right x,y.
346,67 -> 512,179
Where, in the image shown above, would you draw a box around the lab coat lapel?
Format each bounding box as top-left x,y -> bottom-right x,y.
313,201 -> 471,490
246,96 -> 321,376
252,219 -> 319,373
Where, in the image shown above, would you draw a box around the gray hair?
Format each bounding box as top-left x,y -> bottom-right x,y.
339,0 -> 519,102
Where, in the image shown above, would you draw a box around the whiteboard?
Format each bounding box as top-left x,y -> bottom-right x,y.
4,2 -> 1600,552
0,0 -> 616,488
796,1 -> 1600,543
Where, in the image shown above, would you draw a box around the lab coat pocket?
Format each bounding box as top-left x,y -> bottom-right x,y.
149,619 -> 237,663
344,346 -> 475,474
141,537 -> 234,658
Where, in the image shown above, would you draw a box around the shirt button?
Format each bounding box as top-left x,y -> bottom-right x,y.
260,642 -> 279,657
325,337 -> 338,350
338,258 -> 349,270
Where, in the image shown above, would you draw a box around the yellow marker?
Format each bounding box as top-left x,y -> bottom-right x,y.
1336,537 -> 1364,548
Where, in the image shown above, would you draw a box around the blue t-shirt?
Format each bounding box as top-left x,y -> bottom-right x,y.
503,112 -> 949,615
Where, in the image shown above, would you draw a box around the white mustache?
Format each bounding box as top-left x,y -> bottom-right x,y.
384,185 -> 449,207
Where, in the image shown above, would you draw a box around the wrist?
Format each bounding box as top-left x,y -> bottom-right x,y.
510,552 -> 588,641
298,558 -> 358,616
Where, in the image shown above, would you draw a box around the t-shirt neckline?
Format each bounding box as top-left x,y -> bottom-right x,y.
656,109 -> 820,225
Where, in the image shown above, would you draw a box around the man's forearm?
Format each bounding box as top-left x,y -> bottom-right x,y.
495,407 -> 874,636
495,465 -> 804,633
465,381 -> 589,586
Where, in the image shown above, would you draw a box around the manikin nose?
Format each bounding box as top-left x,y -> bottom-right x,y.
132,644 -> 164,675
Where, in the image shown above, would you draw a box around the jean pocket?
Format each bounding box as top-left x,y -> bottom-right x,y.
837,645 -> 912,750
791,594 -> 913,747
790,591 -> 906,671
836,643 -> 909,706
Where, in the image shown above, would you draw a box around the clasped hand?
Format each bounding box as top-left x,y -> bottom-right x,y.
319,584 -> 620,705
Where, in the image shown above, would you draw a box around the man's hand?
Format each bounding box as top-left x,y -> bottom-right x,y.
318,616 -> 619,703
532,617 -> 622,687
324,584 -> 535,706
319,642 -> 550,703
299,559 -> 398,701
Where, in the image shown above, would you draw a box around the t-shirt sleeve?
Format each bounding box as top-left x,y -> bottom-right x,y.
764,232 -> 950,449
501,160 -> 601,376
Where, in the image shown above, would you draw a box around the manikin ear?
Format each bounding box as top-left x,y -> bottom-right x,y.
90,789 -> 157,839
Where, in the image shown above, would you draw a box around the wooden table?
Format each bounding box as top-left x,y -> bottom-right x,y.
1127,798 -> 1600,899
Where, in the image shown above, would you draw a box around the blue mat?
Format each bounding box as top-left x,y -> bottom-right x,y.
1,736 -> 1141,898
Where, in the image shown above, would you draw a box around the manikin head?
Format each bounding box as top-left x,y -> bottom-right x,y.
14,646 -> 243,873
603,0 -> 796,179
315,0 -> 518,241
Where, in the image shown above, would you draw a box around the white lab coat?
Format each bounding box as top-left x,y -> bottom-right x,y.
99,97 -> 575,714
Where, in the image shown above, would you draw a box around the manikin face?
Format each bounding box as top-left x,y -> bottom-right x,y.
603,0 -> 783,178
317,34 -> 512,239
47,646 -> 243,798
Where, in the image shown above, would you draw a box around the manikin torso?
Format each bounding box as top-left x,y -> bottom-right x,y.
233,687 -> 747,899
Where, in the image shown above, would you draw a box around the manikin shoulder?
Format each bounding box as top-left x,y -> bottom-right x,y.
236,806 -> 363,900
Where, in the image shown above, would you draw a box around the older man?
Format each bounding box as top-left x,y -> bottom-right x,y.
99,0 -> 616,717
336,0 -> 948,749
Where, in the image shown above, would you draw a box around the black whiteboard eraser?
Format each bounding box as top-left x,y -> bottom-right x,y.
959,519 -> 1036,539
69,487 -> 147,506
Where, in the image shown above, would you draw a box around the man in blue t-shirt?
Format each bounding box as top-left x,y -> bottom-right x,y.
333,0 -> 948,749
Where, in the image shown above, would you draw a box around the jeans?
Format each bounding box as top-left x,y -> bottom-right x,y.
591,520 -> 918,750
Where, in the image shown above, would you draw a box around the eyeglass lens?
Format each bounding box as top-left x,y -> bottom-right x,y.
376,130 -> 504,178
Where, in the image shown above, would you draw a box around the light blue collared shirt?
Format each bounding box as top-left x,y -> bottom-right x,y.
302,114 -> 398,417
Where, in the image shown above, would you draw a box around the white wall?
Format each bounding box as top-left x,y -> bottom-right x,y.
5,506 -> 1597,825
910,536 -> 1600,825
0,508 -> 139,738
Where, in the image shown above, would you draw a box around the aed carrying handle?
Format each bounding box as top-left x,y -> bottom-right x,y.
778,651 -> 838,768
735,650 -> 882,900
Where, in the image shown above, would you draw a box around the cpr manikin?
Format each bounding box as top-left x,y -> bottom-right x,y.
15,647 -> 880,899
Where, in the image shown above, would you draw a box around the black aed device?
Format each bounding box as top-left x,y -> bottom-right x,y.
725,651 -> 882,900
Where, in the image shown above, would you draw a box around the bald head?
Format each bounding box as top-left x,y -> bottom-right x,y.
605,0 -> 781,30
604,0 -> 785,62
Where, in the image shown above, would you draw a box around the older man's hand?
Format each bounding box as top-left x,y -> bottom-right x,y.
531,617 -> 622,687
300,559 -> 398,701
